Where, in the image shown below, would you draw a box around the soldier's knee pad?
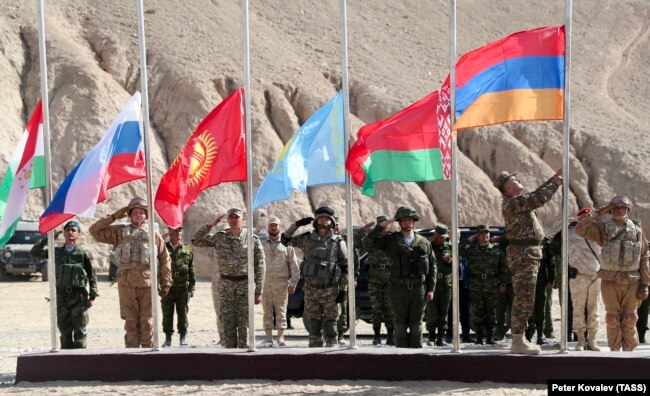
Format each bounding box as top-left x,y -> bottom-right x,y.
140,317 -> 153,332
623,312 -> 638,328
124,318 -> 138,332
605,313 -> 619,328
323,320 -> 337,338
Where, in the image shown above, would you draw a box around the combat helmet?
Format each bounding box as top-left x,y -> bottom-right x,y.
610,195 -> 632,210
394,206 -> 419,221
127,197 -> 148,217
313,206 -> 336,229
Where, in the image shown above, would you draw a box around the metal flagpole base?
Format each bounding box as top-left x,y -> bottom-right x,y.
449,347 -> 462,354
346,345 -> 359,350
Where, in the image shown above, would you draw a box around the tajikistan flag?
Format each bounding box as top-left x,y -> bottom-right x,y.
0,100 -> 46,247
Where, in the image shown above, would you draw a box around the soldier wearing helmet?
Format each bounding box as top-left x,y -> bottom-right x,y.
363,206 -> 437,348
281,206 -> 348,347
575,195 -> 650,351
89,197 -> 172,348
495,168 -> 563,354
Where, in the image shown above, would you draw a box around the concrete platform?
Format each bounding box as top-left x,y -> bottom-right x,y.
16,346 -> 650,383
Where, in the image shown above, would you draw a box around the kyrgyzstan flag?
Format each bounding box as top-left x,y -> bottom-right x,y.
155,89 -> 246,228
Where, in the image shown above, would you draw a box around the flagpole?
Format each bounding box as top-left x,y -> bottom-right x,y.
339,0 -> 357,349
36,0 -> 58,351
241,0 -> 256,352
136,0 -> 161,350
448,0 -> 461,353
560,0 -> 573,355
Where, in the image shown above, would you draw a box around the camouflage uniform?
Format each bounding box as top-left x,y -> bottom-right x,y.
426,238 -> 452,344
501,175 -> 559,336
282,218 -> 347,347
162,242 -> 195,339
261,237 -> 299,330
363,218 -> 436,348
459,239 -> 506,343
30,235 -> 98,349
192,225 -> 265,348
89,215 -> 172,348
525,238 -> 555,344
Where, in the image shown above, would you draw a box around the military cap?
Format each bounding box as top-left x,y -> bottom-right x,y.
227,208 -> 244,217
434,223 -> 449,237
394,206 -> 419,221
476,224 -> 489,233
63,220 -> 81,231
376,215 -> 389,223
268,217 -> 281,225
127,197 -> 148,216
494,171 -> 516,192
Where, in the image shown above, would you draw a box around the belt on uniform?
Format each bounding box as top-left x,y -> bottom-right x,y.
391,279 -> 423,289
307,283 -> 334,290
370,264 -> 389,270
508,239 -> 543,246
173,271 -> 188,278
221,274 -> 248,281
57,287 -> 83,293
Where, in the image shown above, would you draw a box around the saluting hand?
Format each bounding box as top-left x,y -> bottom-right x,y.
113,206 -> 129,220
380,219 -> 395,229
362,221 -> 376,230
54,230 -> 63,239
210,214 -> 226,227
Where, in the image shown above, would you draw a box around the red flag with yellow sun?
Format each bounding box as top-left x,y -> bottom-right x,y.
155,89 -> 246,228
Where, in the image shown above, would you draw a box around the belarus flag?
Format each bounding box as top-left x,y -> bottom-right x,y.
0,101 -> 46,247
40,93 -> 146,233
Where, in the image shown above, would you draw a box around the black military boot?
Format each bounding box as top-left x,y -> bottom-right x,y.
427,330 -> 436,346
639,329 -> 646,344
474,328 -> 484,345
162,334 -> 172,348
485,328 -> 495,345
436,328 -> 447,346
372,324 -> 382,345
386,328 -> 395,346
536,328 -> 547,345
525,326 -> 535,343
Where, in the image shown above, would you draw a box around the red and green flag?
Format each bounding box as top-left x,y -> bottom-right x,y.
345,90 -> 451,196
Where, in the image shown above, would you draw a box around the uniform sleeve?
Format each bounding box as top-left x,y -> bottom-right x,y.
89,214 -> 123,245
426,245 -> 437,293
191,224 -> 216,248
574,217 -> 607,247
503,176 -> 559,214
363,225 -> 389,251
188,246 -> 196,291
29,238 -> 48,259
287,246 -> 300,288
84,252 -> 99,300
281,224 -> 308,251
253,236 -> 266,294
156,233 -> 172,288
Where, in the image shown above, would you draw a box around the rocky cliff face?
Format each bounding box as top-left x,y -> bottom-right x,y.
0,0 -> 648,274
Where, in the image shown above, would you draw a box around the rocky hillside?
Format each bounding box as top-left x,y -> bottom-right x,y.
0,0 -> 648,273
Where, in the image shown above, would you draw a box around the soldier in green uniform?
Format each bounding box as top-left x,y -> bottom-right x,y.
30,220 -> 98,349
191,208 -> 265,349
363,215 -> 395,345
425,223 -> 452,346
363,206 -> 436,348
162,226 -> 195,347
459,225 -> 506,345
525,237 -> 555,345
495,169 -> 562,354
282,207 -> 348,347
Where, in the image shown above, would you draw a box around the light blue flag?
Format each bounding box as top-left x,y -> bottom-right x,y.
253,91 -> 345,210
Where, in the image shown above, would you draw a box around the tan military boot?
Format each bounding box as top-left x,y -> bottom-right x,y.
586,330 -> 601,351
575,331 -> 585,351
277,329 -> 286,347
264,329 -> 273,346
511,333 -> 540,355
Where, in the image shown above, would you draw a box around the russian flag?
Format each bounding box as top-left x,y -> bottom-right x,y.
446,26 -> 565,130
40,93 -> 146,233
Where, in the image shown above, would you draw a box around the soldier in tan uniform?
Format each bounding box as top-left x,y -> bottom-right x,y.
260,217 -> 299,346
89,197 -> 172,348
575,196 -> 650,351
495,169 -> 562,354
191,208 -> 265,348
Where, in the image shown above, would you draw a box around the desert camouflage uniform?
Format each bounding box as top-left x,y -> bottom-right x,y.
261,237 -> 299,330
162,242 -> 195,338
426,241 -> 452,337
192,225 -> 265,348
89,216 -> 171,348
31,239 -> 98,349
364,227 -> 436,348
459,241 -> 506,337
282,224 -> 347,347
502,176 -> 559,335
363,232 -> 394,330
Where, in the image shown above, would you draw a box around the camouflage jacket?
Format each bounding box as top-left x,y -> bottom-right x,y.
502,176 -> 559,261
433,241 -> 453,275
166,242 -> 195,290
260,237 -> 299,287
459,241 -> 506,292
31,239 -> 99,299
192,225 -> 266,294
89,215 -> 172,288
364,226 -> 437,293
362,231 -> 392,280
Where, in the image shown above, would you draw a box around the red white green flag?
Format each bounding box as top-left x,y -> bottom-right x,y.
345,90 -> 451,196
0,100 -> 46,247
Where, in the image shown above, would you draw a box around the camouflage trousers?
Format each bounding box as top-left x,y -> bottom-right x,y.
211,279 -> 225,342
219,278 -> 249,349
471,288 -> 498,330
601,278 -> 640,351
56,288 -> 89,349
161,286 -> 189,336
389,284 -> 426,348
337,297 -> 349,338
507,258 -> 539,334
303,283 -> 339,347
368,274 -> 394,328
118,283 -> 153,348
426,279 -> 451,333
569,274 -> 600,332
262,279 -> 289,330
